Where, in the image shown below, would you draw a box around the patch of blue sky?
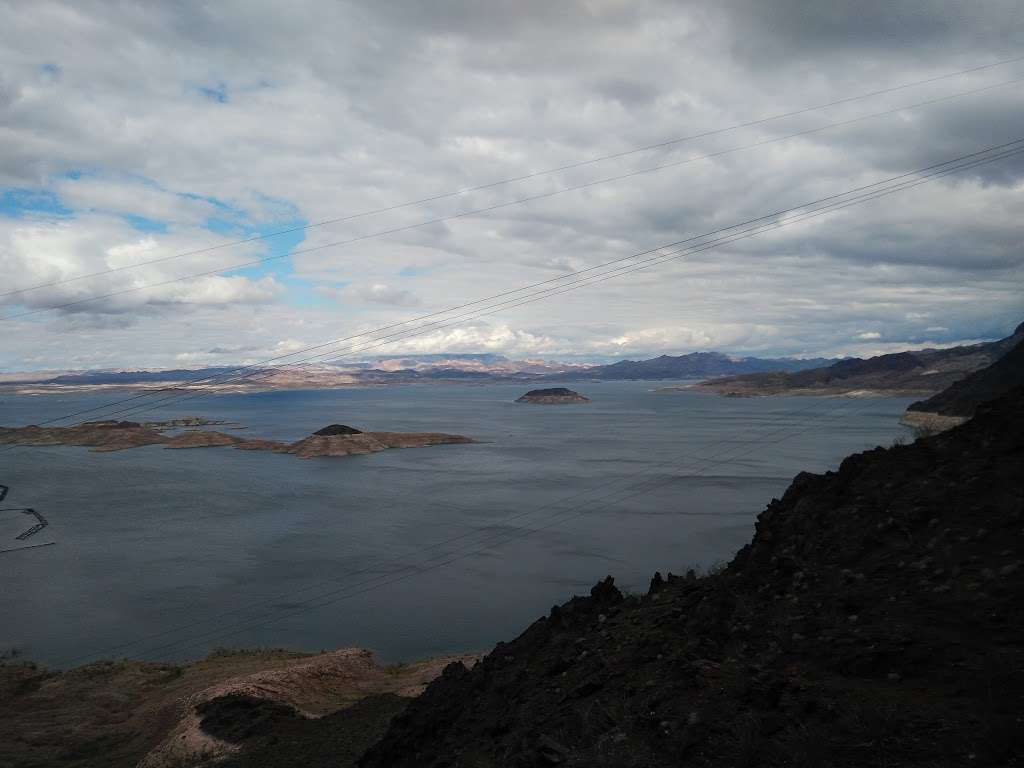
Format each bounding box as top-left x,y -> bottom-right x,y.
398,265 -> 432,278
198,82 -> 228,103
122,214 -> 168,233
192,78 -> 275,104
0,188 -> 73,219
5,167 -> 318,307
213,200 -> 322,308
4,174 -> 168,233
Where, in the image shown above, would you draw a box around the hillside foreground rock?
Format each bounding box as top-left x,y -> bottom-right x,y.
0,648 -> 478,768
363,387 -> 1024,767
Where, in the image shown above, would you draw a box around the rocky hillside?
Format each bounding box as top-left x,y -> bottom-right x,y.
903,337 -> 1024,430
363,387 -> 1024,767
694,323 -> 1024,397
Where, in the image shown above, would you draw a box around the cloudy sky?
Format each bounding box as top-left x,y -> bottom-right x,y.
1,0 -> 1022,371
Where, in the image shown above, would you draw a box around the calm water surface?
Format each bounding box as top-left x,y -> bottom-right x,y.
0,382 -> 915,666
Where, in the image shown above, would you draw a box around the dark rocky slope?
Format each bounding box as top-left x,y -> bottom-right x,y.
200,693 -> 408,768
363,388 -> 1024,767
904,337 -> 1024,428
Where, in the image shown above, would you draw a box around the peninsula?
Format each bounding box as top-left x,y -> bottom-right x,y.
902,334 -> 1024,431
685,323 -> 1023,399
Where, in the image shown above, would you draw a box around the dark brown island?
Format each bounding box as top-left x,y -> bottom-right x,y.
516,387 -> 591,404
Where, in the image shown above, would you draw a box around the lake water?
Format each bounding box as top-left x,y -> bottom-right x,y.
0,382 -> 915,667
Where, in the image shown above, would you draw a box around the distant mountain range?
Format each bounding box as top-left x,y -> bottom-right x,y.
0,355 -> 581,390
0,351 -> 833,394
694,322 -> 1024,398
5,334 -> 1021,395
548,351 -> 833,381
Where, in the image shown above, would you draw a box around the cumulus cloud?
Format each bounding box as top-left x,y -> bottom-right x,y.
317,282 -> 423,308
0,0 -> 1022,370
0,213 -> 282,320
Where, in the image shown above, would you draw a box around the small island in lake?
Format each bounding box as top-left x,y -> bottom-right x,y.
0,419 -> 474,459
312,424 -> 363,435
516,387 -> 590,404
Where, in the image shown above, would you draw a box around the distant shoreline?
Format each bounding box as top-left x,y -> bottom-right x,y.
658,383 -> 936,398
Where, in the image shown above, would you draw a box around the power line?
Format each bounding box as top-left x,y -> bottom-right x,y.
4,75 -> 1022,322
38,138 -> 1022,429
0,542 -> 56,555
54,394 -> 839,665
21,147 -> 1003,662
13,136 -> 1023,432
118,396 -> 884,663
5,53 -> 1022,301
57,394 -> 879,665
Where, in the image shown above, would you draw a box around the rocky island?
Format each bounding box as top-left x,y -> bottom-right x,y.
0,420 -> 474,459
516,387 -> 590,404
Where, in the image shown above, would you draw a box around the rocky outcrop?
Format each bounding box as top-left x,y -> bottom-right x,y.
897,409 -> 968,432
363,387 -> 1024,767
903,336 -> 1024,430
313,424 -> 363,436
516,387 -> 590,404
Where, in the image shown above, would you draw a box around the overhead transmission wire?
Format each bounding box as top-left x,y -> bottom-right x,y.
133,397 -> 887,662
189,141 -> 1024,384
3,144 -> 1014,482
12,136 -> 1024,432
30,136 -> 1024,432
60,393 -> 881,666
58,393 -> 839,663
16,60 -> 1024,663
5,53 -> 1022,302
4,75 -> 1023,322
32,144 -> 1015,663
